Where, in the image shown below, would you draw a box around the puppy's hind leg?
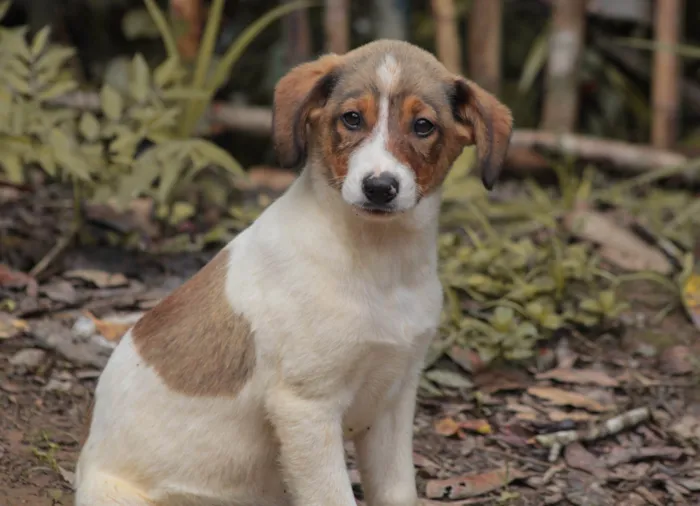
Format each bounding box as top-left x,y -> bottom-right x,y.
75,471 -> 155,506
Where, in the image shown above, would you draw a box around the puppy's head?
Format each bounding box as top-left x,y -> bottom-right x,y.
272,40 -> 513,218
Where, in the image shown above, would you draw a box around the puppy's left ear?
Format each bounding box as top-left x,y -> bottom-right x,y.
451,78 -> 513,190
272,54 -> 343,169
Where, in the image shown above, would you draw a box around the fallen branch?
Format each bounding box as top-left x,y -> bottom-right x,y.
48,92 -> 699,180
532,406 -> 650,461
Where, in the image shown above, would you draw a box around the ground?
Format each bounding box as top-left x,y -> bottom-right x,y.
1,184 -> 700,506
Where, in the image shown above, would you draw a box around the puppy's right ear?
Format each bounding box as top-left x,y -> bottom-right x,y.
272,54 -> 343,169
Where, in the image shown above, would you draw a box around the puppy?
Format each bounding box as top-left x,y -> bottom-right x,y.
75,39 -> 513,506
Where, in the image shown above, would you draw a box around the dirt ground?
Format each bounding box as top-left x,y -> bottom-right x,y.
1,185 -> 700,506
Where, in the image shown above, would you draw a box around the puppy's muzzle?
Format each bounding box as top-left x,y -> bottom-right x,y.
362,172 -> 399,208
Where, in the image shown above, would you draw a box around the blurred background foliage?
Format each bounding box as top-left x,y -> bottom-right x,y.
0,0 -> 699,376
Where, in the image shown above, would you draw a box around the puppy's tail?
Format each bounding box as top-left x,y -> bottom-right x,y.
74,471 -> 155,506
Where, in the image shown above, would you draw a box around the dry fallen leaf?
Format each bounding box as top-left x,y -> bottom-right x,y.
83,311 -> 133,342
65,269 -> 129,288
658,345 -> 693,376
564,442 -> 608,479
460,419 -> 492,435
425,467 -> 526,500
527,386 -> 613,412
536,367 -> 619,387
434,417 -> 461,437
0,264 -> 38,296
0,314 -> 28,339
547,410 -> 595,422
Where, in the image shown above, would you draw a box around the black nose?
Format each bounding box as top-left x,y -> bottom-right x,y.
362,173 -> 399,206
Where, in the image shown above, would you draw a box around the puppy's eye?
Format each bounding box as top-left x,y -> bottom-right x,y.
413,118 -> 435,137
341,111 -> 362,130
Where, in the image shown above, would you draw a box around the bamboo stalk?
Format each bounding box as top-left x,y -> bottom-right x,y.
431,0 -> 462,74
324,0 -> 350,54
467,0 -> 502,94
651,0 -> 683,149
541,0 -> 588,133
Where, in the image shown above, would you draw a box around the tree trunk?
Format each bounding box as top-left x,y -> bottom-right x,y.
372,0 -> 408,41
467,0 -> 502,94
324,0 -> 350,54
541,0 -> 588,133
431,0 -> 462,73
283,0 -> 312,67
651,0 -> 683,149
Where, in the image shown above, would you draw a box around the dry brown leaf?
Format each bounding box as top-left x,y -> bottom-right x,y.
0,264 -> 38,296
658,345 -> 693,376
171,0 -> 204,60
527,386 -> 613,412
0,314 -> 28,340
65,269 -> 129,288
548,410 -> 595,422
564,442 -> 608,479
413,452 -> 440,473
83,311 -> 132,342
460,419 -> 492,435
447,345 -> 485,374
425,467 -> 526,500
434,416 -> 461,437
536,368 -> 619,387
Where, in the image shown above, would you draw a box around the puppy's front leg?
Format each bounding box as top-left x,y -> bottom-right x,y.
354,370 -> 421,506
267,388 -> 357,506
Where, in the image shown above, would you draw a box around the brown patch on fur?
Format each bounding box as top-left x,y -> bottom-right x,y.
453,78 -> 513,189
131,248 -> 256,397
387,94 -> 461,196
272,54 -> 343,169
320,94 -> 378,187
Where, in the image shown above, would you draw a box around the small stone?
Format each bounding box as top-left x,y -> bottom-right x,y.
9,348 -> 46,369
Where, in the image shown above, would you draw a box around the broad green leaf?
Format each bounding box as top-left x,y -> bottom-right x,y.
3,27 -> 32,60
48,128 -> 92,181
191,141 -> 245,177
100,85 -> 123,121
37,146 -> 57,177
129,54 -> 151,103
0,1 -> 10,21
6,56 -> 30,79
31,26 -> 51,58
142,0 -> 178,59
153,56 -> 183,88
4,72 -> 31,95
0,153 -> 24,183
79,112 -> 100,141
37,79 -> 78,101
35,47 -> 76,74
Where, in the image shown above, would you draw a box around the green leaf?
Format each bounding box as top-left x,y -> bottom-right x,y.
191,140 -> 246,177
37,79 -> 77,101
4,72 -> 31,95
48,129 -> 92,181
79,112 -> 100,142
580,298 -> 601,314
153,56 -> 183,88
142,0 -> 179,60
0,154 -> 24,183
100,85 -> 123,121
491,306 -> 515,332
35,47 -> 76,75
0,1 -> 11,22
31,26 -> 51,58
36,146 -> 57,177
129,54 -> 151,103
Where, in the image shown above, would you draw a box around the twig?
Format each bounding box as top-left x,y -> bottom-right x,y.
532,407 -> 651,461
46,92 -> 700,180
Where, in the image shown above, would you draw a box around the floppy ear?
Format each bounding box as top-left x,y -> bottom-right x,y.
451,78 -> 513,190
272,54 -> 343,169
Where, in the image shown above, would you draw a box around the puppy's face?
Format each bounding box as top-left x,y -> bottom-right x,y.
272,40 -> 513,218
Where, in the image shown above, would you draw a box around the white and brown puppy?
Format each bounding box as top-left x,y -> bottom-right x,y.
75,39 -> 512,506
